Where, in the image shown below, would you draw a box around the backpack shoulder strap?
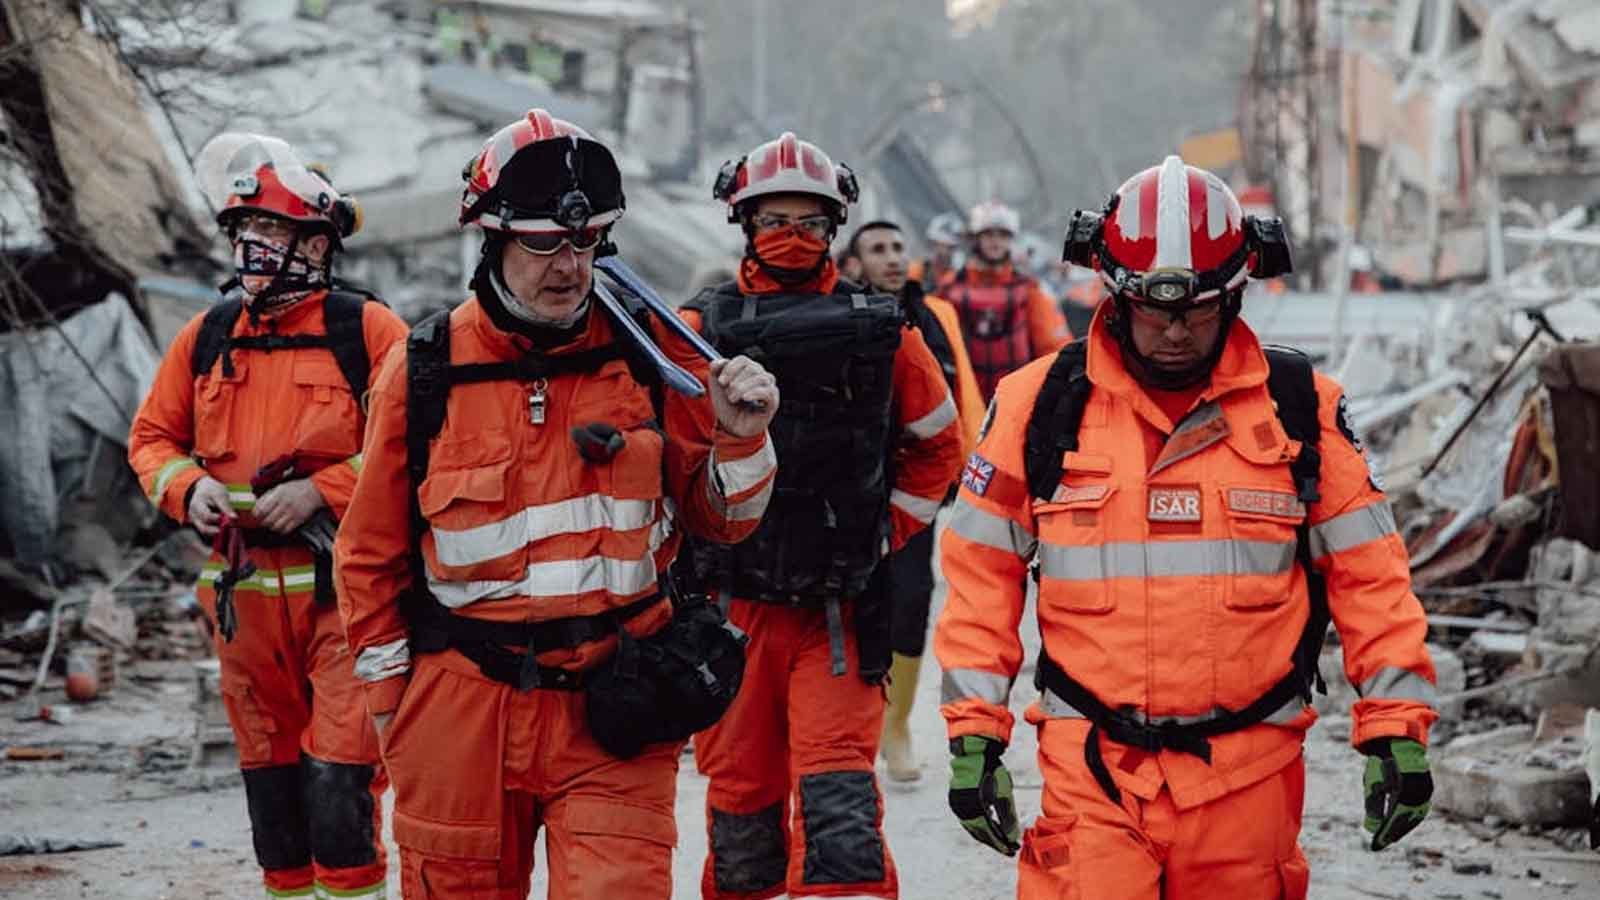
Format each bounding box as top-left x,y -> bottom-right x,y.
191,298 -> 246,378
1022,340 -> 1091,501
322,290 -> 374,402
1262,345 -> 1320,503
405,310 -> 454,493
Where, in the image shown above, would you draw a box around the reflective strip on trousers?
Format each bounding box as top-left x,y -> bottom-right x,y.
713,439 -> 777,497
890,488 -> 941,526
905,392 -> 957,440
1039,688 -> 1307,727
947,497 -> 1036,558
1037,538 -> 1296,581
313,883 -> 387,899
1309,501 -> 1398,559
227,484 -> 258,512
430,494 -> 656,568
1359,666 -> 1438,705
426,554 -> 658,609
200,563 -> 318,595
354,637 -> 411,683
941,667 -> 1012,706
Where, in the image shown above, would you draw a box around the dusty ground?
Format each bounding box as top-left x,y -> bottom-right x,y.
3,533 -> 1596,898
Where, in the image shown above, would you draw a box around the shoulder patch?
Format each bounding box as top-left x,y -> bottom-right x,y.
1336,394 -> 1386,492
961,453 -> 996,496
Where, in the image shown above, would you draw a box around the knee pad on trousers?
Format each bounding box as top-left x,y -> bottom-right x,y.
798,770 -> 885,885
301,753 -> 378,869
242,764 -> 312,872
710,801 -> 787,893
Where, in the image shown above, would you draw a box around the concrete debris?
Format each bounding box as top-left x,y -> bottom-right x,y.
1433,726 -> 1592,826
0,834 -> 124,856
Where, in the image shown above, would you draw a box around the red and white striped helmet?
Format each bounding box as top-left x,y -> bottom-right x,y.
714,132 -> 858,224
1097,155 -> 1250,303
968,200 -> 1020,236
459,108 -> 625,234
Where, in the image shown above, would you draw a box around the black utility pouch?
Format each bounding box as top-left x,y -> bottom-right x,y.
585,595 -> 750,759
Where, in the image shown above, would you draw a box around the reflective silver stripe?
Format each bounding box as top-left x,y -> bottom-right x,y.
1309,501 -> 1397,559
1041,688 -> 1307,726
713,438 -> 777,497
1359,666 -> 1438,706
431,495 -> 656,567
941,668 -> 1012,706
948,497 -> 1036,557
724,480 -> 773,522
1037,538 -> 1296,582
905,392 -> 957,440
149,457 -> 197,502
354,638 -> 411,683
427,554 -> 657,608
890,489 -> 941,525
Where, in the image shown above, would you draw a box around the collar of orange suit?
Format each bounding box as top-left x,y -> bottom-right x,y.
1085,300 -> 1270,410
737,228 -> 840,295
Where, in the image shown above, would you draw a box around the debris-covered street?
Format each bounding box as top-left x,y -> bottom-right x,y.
5,0 -> 1600,898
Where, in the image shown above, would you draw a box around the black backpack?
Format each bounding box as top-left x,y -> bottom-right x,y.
191,289 -> 378,400
1021,340 -> 1331,805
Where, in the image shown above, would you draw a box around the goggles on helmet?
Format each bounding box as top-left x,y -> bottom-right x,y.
514,225 -> 608,256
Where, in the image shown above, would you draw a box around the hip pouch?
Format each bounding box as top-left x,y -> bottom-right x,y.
586,595 -> 749,759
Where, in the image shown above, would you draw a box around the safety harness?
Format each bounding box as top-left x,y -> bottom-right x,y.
944,267 -> 1031,401
1022,340 -> 1331,804
401,295 -> 668,692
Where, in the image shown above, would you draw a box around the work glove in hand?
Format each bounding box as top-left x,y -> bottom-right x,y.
948,735 -> 1021,856
1363,738 -> 1433,851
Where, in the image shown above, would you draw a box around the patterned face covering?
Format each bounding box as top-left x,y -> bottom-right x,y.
232,227 -> 328,314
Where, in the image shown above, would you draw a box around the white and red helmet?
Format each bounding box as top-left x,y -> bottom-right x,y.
1063,155 -> 1291,306
459,108 -> 625,234
968,200 -> 1020,236
714,132 -> 859,224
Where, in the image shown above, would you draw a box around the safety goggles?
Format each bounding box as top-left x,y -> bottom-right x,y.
226,213 -> 298,243
749,213 -> 834,239
1124,294 -> 1224,328
513,226 -> 607,255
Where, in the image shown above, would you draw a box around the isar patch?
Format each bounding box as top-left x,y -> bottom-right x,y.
1147,486 -> 1202,522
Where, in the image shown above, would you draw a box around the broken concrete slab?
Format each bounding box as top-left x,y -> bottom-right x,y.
1434,725 -> 1592,826
81,589 -> 137,652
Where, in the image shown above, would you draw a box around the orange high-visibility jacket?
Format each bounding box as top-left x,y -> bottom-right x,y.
935,310 -> 1438,810
923,293 -> 987,457
679,308 -> 964,550
336,298 -> 776,716
130,292 -> 410,529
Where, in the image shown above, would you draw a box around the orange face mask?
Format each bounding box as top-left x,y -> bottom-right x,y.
739,226 -> 839,295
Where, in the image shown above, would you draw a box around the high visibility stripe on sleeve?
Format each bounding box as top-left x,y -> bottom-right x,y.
941,668 -> 1012,706
1037,538 -> 1296,581
431,495 -> 656,568
713,438 -> 777,497
1309,501 -> 1398,559
354,637 -> 411,683
723,480 -> 773,522
948,496 -> 1035,557
346,453 -> 364,474
1359,666 -> 1438,706
890,488 -> 941,525
905,392 -> 958,440
149,457 -> 199,503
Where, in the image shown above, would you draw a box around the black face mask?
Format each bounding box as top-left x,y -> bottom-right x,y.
1108,290 -> 1242,391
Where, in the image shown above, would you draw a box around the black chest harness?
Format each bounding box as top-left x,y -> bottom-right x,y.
1022,340 -> 1331,804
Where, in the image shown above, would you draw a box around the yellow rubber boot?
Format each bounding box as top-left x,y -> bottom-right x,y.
881,653 -> 923,783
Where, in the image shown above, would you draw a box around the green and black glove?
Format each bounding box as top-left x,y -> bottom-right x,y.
1362,738 -> 1433,851
948,735 -> 1021,856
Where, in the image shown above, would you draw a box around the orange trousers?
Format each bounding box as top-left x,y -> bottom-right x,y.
693,599 -> 898,900
380,647 -> 681,899
199,546 -> 387,898
1018,719 -> 1311,900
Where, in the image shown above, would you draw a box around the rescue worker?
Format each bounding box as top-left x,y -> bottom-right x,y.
129,133 -> 407,900
935,156 -> 1439,898
682,133 -> 965,900
943,200 -> 1070,403
842,219 -> 983,783
333,109 -> 780,900
908,211 -> 964,292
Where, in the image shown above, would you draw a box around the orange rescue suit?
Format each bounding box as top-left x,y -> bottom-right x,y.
935,308 -> 1437,898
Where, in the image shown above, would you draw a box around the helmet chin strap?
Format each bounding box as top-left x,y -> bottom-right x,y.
1109,290 -> 1242,391
233,229 -> 330,321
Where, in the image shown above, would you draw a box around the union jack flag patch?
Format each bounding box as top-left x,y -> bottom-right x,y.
962,453 -> 996,496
